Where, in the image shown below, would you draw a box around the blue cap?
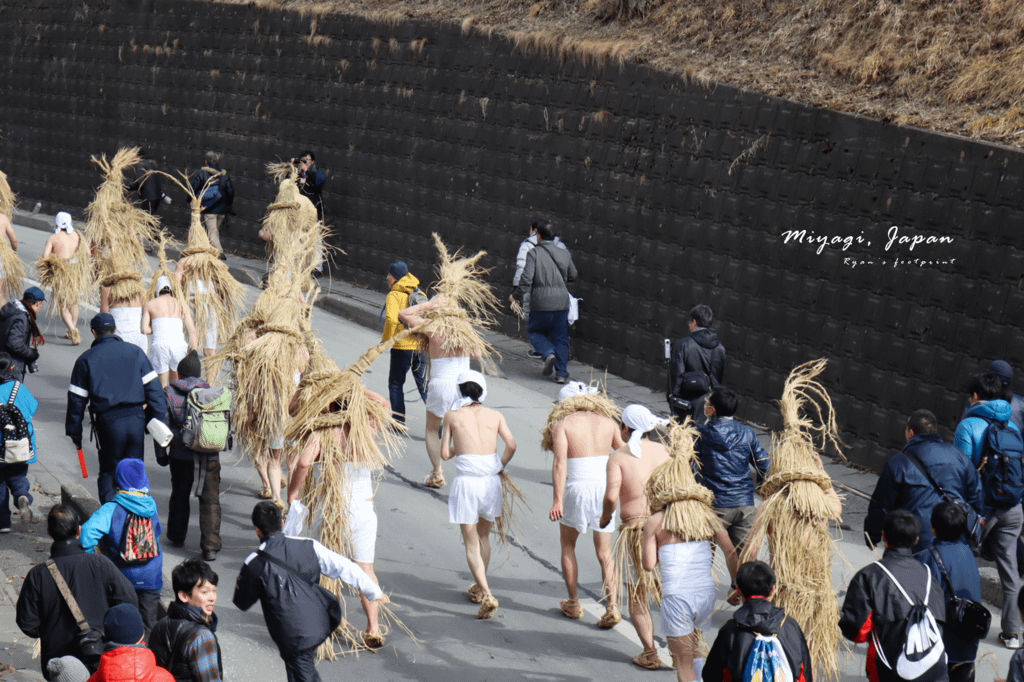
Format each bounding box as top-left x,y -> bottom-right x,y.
90,312 -> 116,330
388,261 -> 409,280
22,287 -> 45,302
989,360 -> 1014,386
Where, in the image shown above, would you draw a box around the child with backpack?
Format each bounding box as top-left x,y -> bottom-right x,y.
0,352 -> 38,532
79,458 -> 164,634
918,502 -> 987,682
703,561 -> 812,682
840,510 -> 948,682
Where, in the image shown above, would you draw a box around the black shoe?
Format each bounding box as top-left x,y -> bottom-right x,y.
542,355 -> 556,377
218,253 -> 227,261
527,349 -> 542,359
167,538 -> 184,548
202,550 -> 218,562
16,496 -> 32,524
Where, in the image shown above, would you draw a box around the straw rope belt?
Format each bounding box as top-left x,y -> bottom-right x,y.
268,201 -> 302,211
256,324 -> 305,341
181,246 -> 220,257
760,468 -> 833,498
648,486 -> 714,514
100,271 -> 142,287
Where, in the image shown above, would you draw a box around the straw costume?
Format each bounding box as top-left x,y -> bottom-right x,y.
540,381 -> 621,453
742,359 -> 844,682
36,213 -> 93,345
0,169 -> 26,301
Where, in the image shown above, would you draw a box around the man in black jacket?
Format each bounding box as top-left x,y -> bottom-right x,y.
150,558 -> 223,682
0,286 -> 45,381
130,149 -> 163,215
233,502 -> 383,682
668,304 -> 725,425
15,505 -> 137,679
189,151 -> 233,260
66,313 -> 169,503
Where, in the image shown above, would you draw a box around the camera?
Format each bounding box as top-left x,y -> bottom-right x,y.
27,363 -> 39,374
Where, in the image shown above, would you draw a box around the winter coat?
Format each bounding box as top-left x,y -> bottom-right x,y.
130,159 -> 162,203
703,597 -> 812,682
669,328 -> 726,399
954,399 -> 1019,467
918,539 -> 983,663
80,492 -> 164,591
864,433 -> 984,552
0,300 -> 39,380
150,601 -> 222,682
87,646 -> 174,682
189,165 -> 233,216
513,241 -> 577,312
15,540 -> 137,676
0,376 -> 39,463
696,417 -> 771,508
382,272 -> 423,350
164,377 -> 212,461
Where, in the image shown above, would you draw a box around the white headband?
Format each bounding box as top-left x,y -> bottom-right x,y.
156,275 -> 172,292
621,405 -> 670,457
55,212 -> 74,233
558,380 -> 597,402
451,369 -> 488,411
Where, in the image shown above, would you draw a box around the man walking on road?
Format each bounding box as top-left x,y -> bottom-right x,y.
512,222 -> 577,384
668,304 -> 725,425
190,151 -> 233,260
382,261 -> 427,424
39,212 -> 89,345
0,286 -> 45,381
66,312 -> 169,503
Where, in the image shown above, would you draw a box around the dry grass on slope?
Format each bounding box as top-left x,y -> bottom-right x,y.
233,0 -> 1024,149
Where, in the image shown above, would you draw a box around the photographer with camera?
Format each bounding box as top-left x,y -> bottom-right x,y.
0,286 -> 46,381
293,150 -> 326,222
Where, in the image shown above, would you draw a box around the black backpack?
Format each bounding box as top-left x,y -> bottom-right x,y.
978,417 -> 1024,509
871,562 -> 946,682
0,382 -> 32,464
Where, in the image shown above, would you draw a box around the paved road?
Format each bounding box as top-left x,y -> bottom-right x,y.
0,220 -> 1014,681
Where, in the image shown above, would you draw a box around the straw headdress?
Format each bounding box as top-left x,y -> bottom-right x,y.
540,386 -> 621,452
744,359 -> 845,682
645,419 -> 722,542
86,147 -> 159,274
146,232 -> 186,302
0,170 -> 15,219
0,170 -> 26,299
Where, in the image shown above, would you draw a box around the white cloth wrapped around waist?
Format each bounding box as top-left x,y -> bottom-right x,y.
151,317 -> 185,341
455,453 -> 502,477
659,540 -> 714,597
566,455 -> 609,483
431,356 -> 471,379
345,463 -> 375,500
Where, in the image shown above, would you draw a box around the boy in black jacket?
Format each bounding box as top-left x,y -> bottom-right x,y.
704,561 -> 812,682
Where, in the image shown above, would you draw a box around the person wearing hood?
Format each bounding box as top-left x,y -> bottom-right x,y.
0,352 -> 39,532
668,304 -> 725,425
381,261 -> 427,424
150,559 -> 223,682
142,276 -> 199,388
0,286 -> 45,381
80,459 -> 164,635
955,370 -> 1024,649
87,603 -> 173,682
703,561 -> 812,682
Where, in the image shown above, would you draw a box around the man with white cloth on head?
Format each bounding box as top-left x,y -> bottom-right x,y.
546,381 -> 625,627
601,404 -> 673,671
440,369 -> 517,619
40,212 -> 89,345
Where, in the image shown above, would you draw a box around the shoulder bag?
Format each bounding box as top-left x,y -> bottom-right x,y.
44,560 -> 105,670
928,547 -> 991,640
903,448 -> 983,553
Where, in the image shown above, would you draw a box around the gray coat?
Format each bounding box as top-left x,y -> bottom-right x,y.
514,241 -> 577,312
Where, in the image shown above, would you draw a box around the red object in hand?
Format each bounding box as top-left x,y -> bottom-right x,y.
77,449 -> 88,478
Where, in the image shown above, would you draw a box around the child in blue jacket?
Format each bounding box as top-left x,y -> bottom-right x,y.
0,352 -> 38,532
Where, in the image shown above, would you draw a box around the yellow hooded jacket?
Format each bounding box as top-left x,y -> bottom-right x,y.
382,272 -> 422,350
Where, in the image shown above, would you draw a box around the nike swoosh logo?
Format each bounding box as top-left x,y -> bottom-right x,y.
895,630 -> 945,679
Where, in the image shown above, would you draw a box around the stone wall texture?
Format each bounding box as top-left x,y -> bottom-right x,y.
2,0 -> 1022,471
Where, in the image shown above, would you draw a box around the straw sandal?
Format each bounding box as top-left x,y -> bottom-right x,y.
422,471 -> 446,489
632,649 -> 662,671
477,595 -> 499,619
69,329 -> 81,345
597,605 -> 622,629
363,630 -> 386,649
468,583 -> 486,604
560,599 -> 584,619
257,486 -> 273,499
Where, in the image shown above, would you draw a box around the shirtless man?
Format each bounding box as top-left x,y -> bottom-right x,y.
0,211 -> 19,305
599,404 -> 672,671
286,389 -> 390,648
440,370 -> 516,619
547,381 -> 625,627
399,294 -> 482,488
39,212 -> 84,344
142,276 -> 199,387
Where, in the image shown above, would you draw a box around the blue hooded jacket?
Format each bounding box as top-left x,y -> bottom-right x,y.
954,400 -> 1019,467
80,459 -> 162,591
0,377 -> 38,464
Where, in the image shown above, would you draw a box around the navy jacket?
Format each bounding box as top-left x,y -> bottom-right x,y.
189,165 -> 233,215
704,597 -> 812,682
0,300 -> 40,381
669,328 -> 725,399
696,417 -> 771,508
864,433 -> 984,553
918,540 -> 982,663
66,334 -> 168,440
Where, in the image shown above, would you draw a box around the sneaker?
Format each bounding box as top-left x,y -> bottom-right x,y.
553,375 -> 568,384
1001,633 -> 1021,649
0,526 -> 10,534
527,349 -> 542,359
202,550 -> 218,562
16,496 -> 32,524
542,354 -> 556,377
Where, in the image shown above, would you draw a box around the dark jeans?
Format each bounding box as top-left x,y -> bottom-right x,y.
527,309 -> 570,379
388,349 -> 428,424
283,646 -> 320,682
94,407 -> 147,503
137,589 -> 161,636
0,462 -> 32,528
167,456 -> 222,552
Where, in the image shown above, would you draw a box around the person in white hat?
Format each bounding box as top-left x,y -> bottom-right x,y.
39,212 -> 89,345
142,276 -> 198,387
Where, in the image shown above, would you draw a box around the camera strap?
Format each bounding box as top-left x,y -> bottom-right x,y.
45,560 -> 93,633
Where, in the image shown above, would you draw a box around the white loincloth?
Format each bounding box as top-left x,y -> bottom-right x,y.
448,453 -> 502,524
189,280 -> 218,349
561,455 -> 616,534
425,356 -> 470,418
345,464 -> 378,564
110,306 -> 148,354
659,541 -> 715,637
148,317 -> 188,374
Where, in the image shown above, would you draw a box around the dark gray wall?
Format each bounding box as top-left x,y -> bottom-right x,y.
2,0 -> 1022,471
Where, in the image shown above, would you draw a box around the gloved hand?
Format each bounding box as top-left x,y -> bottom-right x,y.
155,443 -> 169,467
27,348 -> 40,363
71,435 -> 83,450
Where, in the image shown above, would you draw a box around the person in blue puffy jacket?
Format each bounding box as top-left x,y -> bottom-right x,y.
0,352 -> 38,532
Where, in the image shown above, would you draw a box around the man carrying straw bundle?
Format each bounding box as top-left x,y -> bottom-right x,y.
0,170 -> 25,306
38,212 -> 91,345
599,404 -> 672,671
399,235 -> 500,489
440,370 -> 519,619
642,419 -> 740,682
543,380 -> 624,627
741,359 -> 844,682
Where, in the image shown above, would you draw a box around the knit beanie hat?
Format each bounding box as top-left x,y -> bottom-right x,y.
115,458 -> 150,493
388,261 -> 409,279
103,603 -> 145,646
46,656 -> 90,682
